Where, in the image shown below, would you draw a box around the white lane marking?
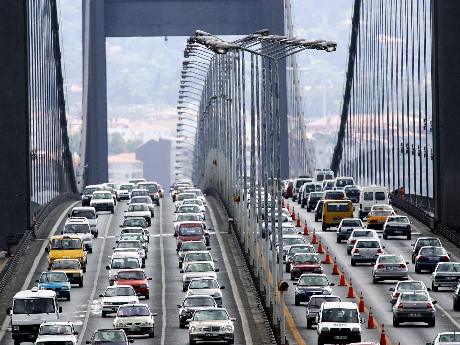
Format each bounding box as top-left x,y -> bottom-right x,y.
0,201 -> 78,341
150,234 -> 174,237
160,202 -> 166,345
77,210 -> 113,345
207,201 -> 253,345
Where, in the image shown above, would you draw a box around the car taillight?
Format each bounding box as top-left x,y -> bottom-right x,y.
426,303 -> 433,309
377,248 -> 383,254
377,264 -> 384,269
397,303 -> 404,309
351,240 -> 356,243
399,264 -> 406,268
394,292 -> 400,298
418,256 -> 425,261
353,248 -> 359,254
441,256 -> 450,261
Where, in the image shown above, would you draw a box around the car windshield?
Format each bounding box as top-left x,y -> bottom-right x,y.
104,287 -> 135,297
356,241 -> 380,248
325,192 -> 345,200
389,217 -> 409,223
326,203 -> 349,212
13,298 -> 55,314
400,293 -> 429,302
322,308 -> 359,323
39,324 -> 72,335
437,263 -> 460,272
93,330 -> 127,342
293,254 -> 320,263
298,275 -> 328,286
179,227 -> 202,236
282,228 -> 297,235
181,242 -> 207,251
50,238 -> 82,250
177,214 -> 201,222
363,192 -> 373,200
178,193 -> 197,201
378,256 -> 404,264
398,281 -> 425,291
186,263 -> 214,272
128,204 -> 148,212
439,334 -> 460,342
124,219 -> 146,227
189,279 -> 218,289
371,210 -> 392,216
178,206 -> 200,213
52,260 -> 80,270
132,190 -> 148,197
120,234 -> 143,241
40,272 -> 68,283
131,197 -> 152,204
184,252 -> 211,262
193,309 -> 228,321
342,220 -> 361,227
283,238 -> 305,246
183,199 -> 203,206
84,187 -> 101,195
419,247 -> 446,256
117,271 -> 144,280
418,239 -> 441,247
310,192 -> 324,198
93,193 -> 111,199
121,229 -> 143,235
186,190 -> 204,197
117,305 -> 150,317
289,246 -> 315,254
111,258 -> 140,269
184,297 -> 215,307
71,210 -> 95,219
309,297 -> 340,308
336,179 -> 354,187
119,185 -> 133,191
63,224 -> 90,234
139,184 -> 158,193
117,241 -> 141,249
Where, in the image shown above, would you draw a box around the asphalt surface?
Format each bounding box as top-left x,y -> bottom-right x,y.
283,197 -> 460,345
0,197 -> 274,345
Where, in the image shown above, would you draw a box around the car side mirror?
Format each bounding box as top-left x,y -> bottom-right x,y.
105,266 -> 110,270
58,307 -> 62,313
427,287 -> 432,291
119,225 -> 123,228
382,246 -> 386,249
213,259 -> 218,262
293,282 -> 297,285
329,283 -> 335,286
174,233 -> 178,237
389,288 -> 394,291
220,286 -> 225,289
215,268 -> 219,272
6,307 -> 11,316
147,277 -> 152,281
411,243 -> 415,246
180,269 -> 184,273
177,304 -> 182,308
406,262 -> 409,265
230,317 -> 236,322
67,213 -> 70,218
207,247 -> 211,251
74,332 -> 79,335
99,294 -> 104,298
45,247 -> 49,252
432,300 -> 437,304
86,341 -> 91,344
129,340 -> 134,343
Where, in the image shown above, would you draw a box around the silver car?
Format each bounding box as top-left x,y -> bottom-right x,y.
431,262 -> 460,291
350,238 -> 384,266
372,254 -> 408,283
389,280 -> 429,305
346,229 -> 379,255
392,291 -> 437,327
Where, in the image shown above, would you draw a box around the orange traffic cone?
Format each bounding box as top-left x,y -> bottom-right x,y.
339,269 -> 346,286
296,214 -> 301,227
311,229 -> 318,244
291,208 -> 296,220
359,292 -> 365,312
323,248 -> 332,264
347,278 -> 355,298
380,324 -> 387,345
332,259 -> 339,275
367,307 -> 376,328
303,222 -> 309,236
317,241 -> 324,254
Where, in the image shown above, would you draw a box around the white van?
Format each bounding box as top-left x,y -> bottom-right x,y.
292,177 -> 313,201
8,288 -> 61,345
314,169 -> 334,182
358,185 -> 389,220
334,177 -> 355,190
316,301 -> 362,345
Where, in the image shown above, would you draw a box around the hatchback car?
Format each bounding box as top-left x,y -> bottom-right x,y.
389,280 -> 429,305
306,192 -> 324,212
181,251 -> 215,271
181,262 -> 218,292
86,329 -> 132,345
367,205 -> 395,230
290,253 -> 323,280
294,274 -> 334,305
415,246 -> 450,273
392,291 -> 436,327
372,254 -> 408,283
185,278 -> 225,307
99,285 -> 139,317
306,295 -> 341,329
50,259 -> 84,287
178,241 -> 209,267
314,200 -> 325,222
431,262 -> 460,291
277,235 -> 307,262
113,269 -> 152,299
351,239 -> 384,266
36,271 -> 71,301
411,237 -> 443,263
285,244 -> 316,272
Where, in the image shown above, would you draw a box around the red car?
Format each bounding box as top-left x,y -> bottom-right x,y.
174,222 -> 206,250
113,269 -> 152,299
290,253 -> 323,280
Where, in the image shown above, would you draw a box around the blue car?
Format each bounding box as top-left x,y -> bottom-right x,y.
36,271 -> 71,300
294,274 -> 334,306
415,246 -> 450,273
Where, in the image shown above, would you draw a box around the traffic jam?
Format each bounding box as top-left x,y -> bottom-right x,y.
278,169 -> 460,344
5,179 -> 236,345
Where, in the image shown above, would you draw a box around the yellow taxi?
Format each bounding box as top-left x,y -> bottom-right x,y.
367,204 -> 395,230
322,200 -> 353,231
50,259 -> 84,287
46,235 -> 87,272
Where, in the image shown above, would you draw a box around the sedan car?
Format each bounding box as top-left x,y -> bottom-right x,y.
188,308 -> 235,345
113,269 -> 152,299
86,329 -> 132,345
427,332 -> 460,345
412,237 -> 443,263
415,246 -> 450,273
181,251 -> 215,271
294,274 -> 334,306
36,321 -> 78,345
336,218 -> 364,243
129,196 -> 155,217
124,204 -> 151,226
431,262 -> 460,291
392,291 -> 436,327
306,192 -> 324,212
113,304 -> 156,337
346,229 -> 379,255
90,191 -> 115,213
314,200 -> 325,222
177,295 -> 217,328
36,271 -> 71,301
99,285 -> 139,317
121,217 -> 149,229
277,235 -> 307,262
383,215 -> 412,239
51,259 -> 84,287
372,254 -> 408,283
284,244 -> 316,272
290,253 -> 323,280
351,239 -> 384,266
389,280 -> 429,305
185,278 -> 225,307
306,295 -> 341,329
178,241 -> 209,267
181,262 -> 218,292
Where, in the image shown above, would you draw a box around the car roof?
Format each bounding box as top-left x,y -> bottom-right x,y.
111,252 -> 140,258
14,288 -> 56,299
72,207 -> 96,211
322,301 -> 357,309
50,235 -> 81,240
117,268 -> 144,273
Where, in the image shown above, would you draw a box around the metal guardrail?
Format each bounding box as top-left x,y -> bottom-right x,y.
389,194 -> 434,229
0,193 -> 79,293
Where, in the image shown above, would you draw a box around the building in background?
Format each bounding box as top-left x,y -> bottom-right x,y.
136,139 -> 171,192
108,153 -> 143,183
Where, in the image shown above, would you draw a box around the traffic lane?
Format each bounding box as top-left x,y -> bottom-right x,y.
293,202 -> 460,343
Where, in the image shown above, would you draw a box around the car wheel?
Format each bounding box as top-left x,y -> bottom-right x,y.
306,319 -> 312,329
372,276 -> 379,284
148,327 -> 154,338
179,262 -> 182,268
407,234 -> 411,240
102,311 -> 108,318
66,294 -> 71,301
79,279 -> 83,288
411,255 -> 415,264
228,339 -> 234,345
295,298 -> 300,306
454,301 -> 460,311
189,337 -> 197,345
337,237 -> 341,243
347,249 -> 351,255
93,232 -> 98,239
358,211 -> 363,220
314,216 -> 318,222
89,248 -> 93,254
393,316 -> 399,327
286,264 -> 290,273
428,318 -> 435,327
317,336 -> 325,345
301,202 -> 304,209
431,283 -> 438,292
322,224 -> 327,231
179,319 -> 186,328
351,260 -> 356,266
83,265 -> 86,273
14,340 -> 20,345
110,207 -> 114,214
383,233 -> 387,240
415,265 -> 421,274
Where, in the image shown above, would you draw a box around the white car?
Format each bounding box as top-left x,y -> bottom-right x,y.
346,229 -> 379,255
178,241 -> 209,267
181,262 -> 218,292
68,207 -> 98,237
99,285 -> 139,317
181,251 -> 215,271
124,203 -> 151,225
116,183 -> 135,200
90,191 -> 115,213
388,280 -> 429,305
63,217 -> 93,253
185,278 -> 225,307
316,302 -> 362,344
113,303 -> 156,337
174,213 -> 204,229
35,321 -> 78,345
428,332 -> 460,345
188,308 -> 235,344
106,252 -> 142,285
115,240 -> 146,263
276,235 -> 307,261
176,204 -> 203,218
182,199 -> 206,213
184,188 -> 206,204
129,196 -> 155,217
175,192 -> 198,208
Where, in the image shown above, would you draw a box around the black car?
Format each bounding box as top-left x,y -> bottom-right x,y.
453,283 -> 460,310
344,185 -> 361,203
86,329 -> 133,345
431,262 -> 460,291
415,246 -> 450,273
411,237 -> 443,263
177,295 -> 217,328
81,185 -> 102,206
306,295 -> 341,328
306,192 -> 324,212
294,274 -> 334,305
314,200 -> 325,222
383,215 -> 412,240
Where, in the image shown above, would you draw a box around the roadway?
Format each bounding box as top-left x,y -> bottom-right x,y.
0,196 -> 272,345
283,197 -> 460,345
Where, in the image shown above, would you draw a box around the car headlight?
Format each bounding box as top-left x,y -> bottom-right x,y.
223,325 -> 234,333
62,286 -> 70,290
139,284 -> 148,288
12,326 -> 19,331
190,325 -> 197,332
321,326 -> 330,332
212,292 -> 222,298
351,327 -> 360,332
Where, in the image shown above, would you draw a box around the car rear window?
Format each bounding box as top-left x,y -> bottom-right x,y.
363,192 -> 373,200
326,203 -> 350,212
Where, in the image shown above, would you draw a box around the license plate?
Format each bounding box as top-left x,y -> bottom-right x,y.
408,313 -> 421,317
394,230 -> 403,234
129,327 -> 140,331
205,333 -> 218,337
446,276 -> 456,280
385,266 -> 398,271
334,335 -> 347,340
